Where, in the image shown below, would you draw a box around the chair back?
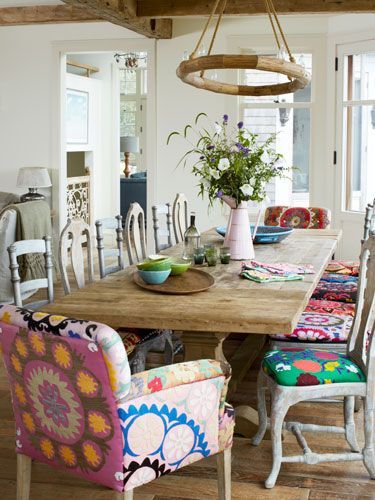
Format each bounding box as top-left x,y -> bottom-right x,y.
152,203 -> 172,253
347,231 -> 375,394
58,218 -> 94,294
124,202 -> 146,265
0,304 -> 129,491
7,237 -> 54,309
264,206 -> 331,229
363,198 -> 375,242
172,193 -> 189,243
95,216 -> 124,279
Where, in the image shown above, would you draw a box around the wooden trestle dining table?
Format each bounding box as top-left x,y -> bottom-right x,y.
43,227 -> 342,436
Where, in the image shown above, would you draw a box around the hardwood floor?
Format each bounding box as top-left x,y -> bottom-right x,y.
2,256 -> 374,499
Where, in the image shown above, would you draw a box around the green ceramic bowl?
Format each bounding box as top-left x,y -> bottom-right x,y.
136,257 -> 171,271
170,258 -> 191,276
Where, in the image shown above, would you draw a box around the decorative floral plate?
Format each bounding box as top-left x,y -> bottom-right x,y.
216,225 -> 293,244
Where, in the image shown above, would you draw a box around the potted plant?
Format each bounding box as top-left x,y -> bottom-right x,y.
168,113 -> 288,259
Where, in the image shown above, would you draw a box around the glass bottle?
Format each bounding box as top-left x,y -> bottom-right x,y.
182,212 -> 201,260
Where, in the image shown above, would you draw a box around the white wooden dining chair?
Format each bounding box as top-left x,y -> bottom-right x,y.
58,218 -> 94,295
172,193 -> 189,244
95,215 -> 124,279
252,230 -> 375,489
152,203 -> 173,253
7,237 -> 54,309
124,202 -> 147,265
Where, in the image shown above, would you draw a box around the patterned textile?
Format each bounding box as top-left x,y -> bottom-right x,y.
119,328 -> 169,357
326,260 -> 359,276
0,305 -> 131,400
305,299 -> 355,317
271,312 -> 353,343
312,281 -> 358,304
262,348 -> 365,386
0,305 -> 234,494
264,206 -> 331,229
0,317 -> 124,491
319,273 -> 358,284
118,375 -> 230,491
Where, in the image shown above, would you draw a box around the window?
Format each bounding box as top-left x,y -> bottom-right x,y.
240,53 -> 312,205
119,53 -> 147,172
341,51 -> 375,212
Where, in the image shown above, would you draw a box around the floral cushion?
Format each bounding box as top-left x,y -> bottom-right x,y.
271,312 -> 353,343
326,260 -> 359,276
264,206 -> 331,229
262,348 -> 366,386
119,328 -> 170,356
305,299 -> 355,317
319,273 -> 358,284
312,281 -> 358,304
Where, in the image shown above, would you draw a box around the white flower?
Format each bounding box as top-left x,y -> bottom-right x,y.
16,439 -> 22,449
211,169 -> 221,180
115,472 -> 125,481
218,158 -> 230,171
202,178 -> 211,188
214,122 -> 222,134
275,363 -> 291,372
240,183 -> 254,197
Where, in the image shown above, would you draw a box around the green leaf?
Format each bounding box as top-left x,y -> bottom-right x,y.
166,131 -> 180,145
195,112 -> 207,125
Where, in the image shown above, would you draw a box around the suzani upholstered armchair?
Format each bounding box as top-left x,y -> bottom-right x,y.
0,304 -> 234,499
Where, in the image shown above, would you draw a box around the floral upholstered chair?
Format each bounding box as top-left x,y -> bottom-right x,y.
264,206 -> 331,229
0,304 -> 234,499
251,230 -> 375,488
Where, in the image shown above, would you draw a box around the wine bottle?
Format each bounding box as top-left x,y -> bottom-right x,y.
182,212 -> 201,260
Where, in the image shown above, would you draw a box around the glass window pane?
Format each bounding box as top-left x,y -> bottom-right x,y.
243,106 -> 310,193
344,52 -> 375,101
120,71 -> 137,94
242,53 -> 312,104
342,104 -> 375,211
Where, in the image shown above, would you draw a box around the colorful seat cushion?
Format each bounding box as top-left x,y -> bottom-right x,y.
119,328 -> 168,356
319,273 -> 358,284
312,281 -> 358,304
271,312 -> 353,343
262,348 -> 365,386
264,206 -> 331,229
305,299 -> 355,317
326,260 -> 359,276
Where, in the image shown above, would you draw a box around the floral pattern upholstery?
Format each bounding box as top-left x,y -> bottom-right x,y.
319,273 -> 358,284
305,299 -> 355,317
312,281 -> 358,304
262,348 -> 366,386
326,260 -> 359,276
0,305 -> 234,493
264,206 -> 331,229
271,312 -> 353,343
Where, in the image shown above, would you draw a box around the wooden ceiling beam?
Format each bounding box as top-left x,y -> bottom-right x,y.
61,0 -> 172,38
137,0 -> 375,18
0,5 -> 99,25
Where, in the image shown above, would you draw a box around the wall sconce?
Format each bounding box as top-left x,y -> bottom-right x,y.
278,99 -> 291,127
371,105 -> 375,129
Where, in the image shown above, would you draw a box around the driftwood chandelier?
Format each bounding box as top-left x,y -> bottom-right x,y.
176,0 -> 311,97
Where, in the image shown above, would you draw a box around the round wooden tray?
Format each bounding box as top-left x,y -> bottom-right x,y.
133,268 -> 215,295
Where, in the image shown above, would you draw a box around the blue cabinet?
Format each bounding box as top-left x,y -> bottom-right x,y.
120,175 -> 147,223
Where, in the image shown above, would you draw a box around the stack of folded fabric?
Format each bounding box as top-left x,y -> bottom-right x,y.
312,260 -> 359,304
240,260 -> 314,283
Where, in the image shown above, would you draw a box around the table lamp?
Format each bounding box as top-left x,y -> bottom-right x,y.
17,167 -> 52,202
120,136 -> 139,178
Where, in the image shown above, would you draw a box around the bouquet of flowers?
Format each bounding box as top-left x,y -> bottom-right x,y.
168,113 -> 288,208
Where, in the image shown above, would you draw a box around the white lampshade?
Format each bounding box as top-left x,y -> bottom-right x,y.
120,136 -> 140,153
17,167 -> 52,188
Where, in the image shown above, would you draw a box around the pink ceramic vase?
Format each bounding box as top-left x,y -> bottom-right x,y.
222,198 -> 254,260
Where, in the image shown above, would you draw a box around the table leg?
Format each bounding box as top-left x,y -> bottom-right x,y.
181,331 -> 229,363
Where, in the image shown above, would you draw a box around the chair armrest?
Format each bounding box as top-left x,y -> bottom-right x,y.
119,359 -> 231,415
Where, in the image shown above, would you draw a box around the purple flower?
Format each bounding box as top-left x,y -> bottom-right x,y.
217,190 -> 223,198
210,157 -> 216,162
223,114 -> 229,123
237,121 -> 244,129
207,145 -> 215,150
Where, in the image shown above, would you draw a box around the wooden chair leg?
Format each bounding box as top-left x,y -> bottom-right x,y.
115,490 -> 133,500
16,454 -> 31,500
265,392 -> 289,489
363,397 -> 375,479
251,372 -> 268,446
344,396 -> 360,452
217,447 -> 231,500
